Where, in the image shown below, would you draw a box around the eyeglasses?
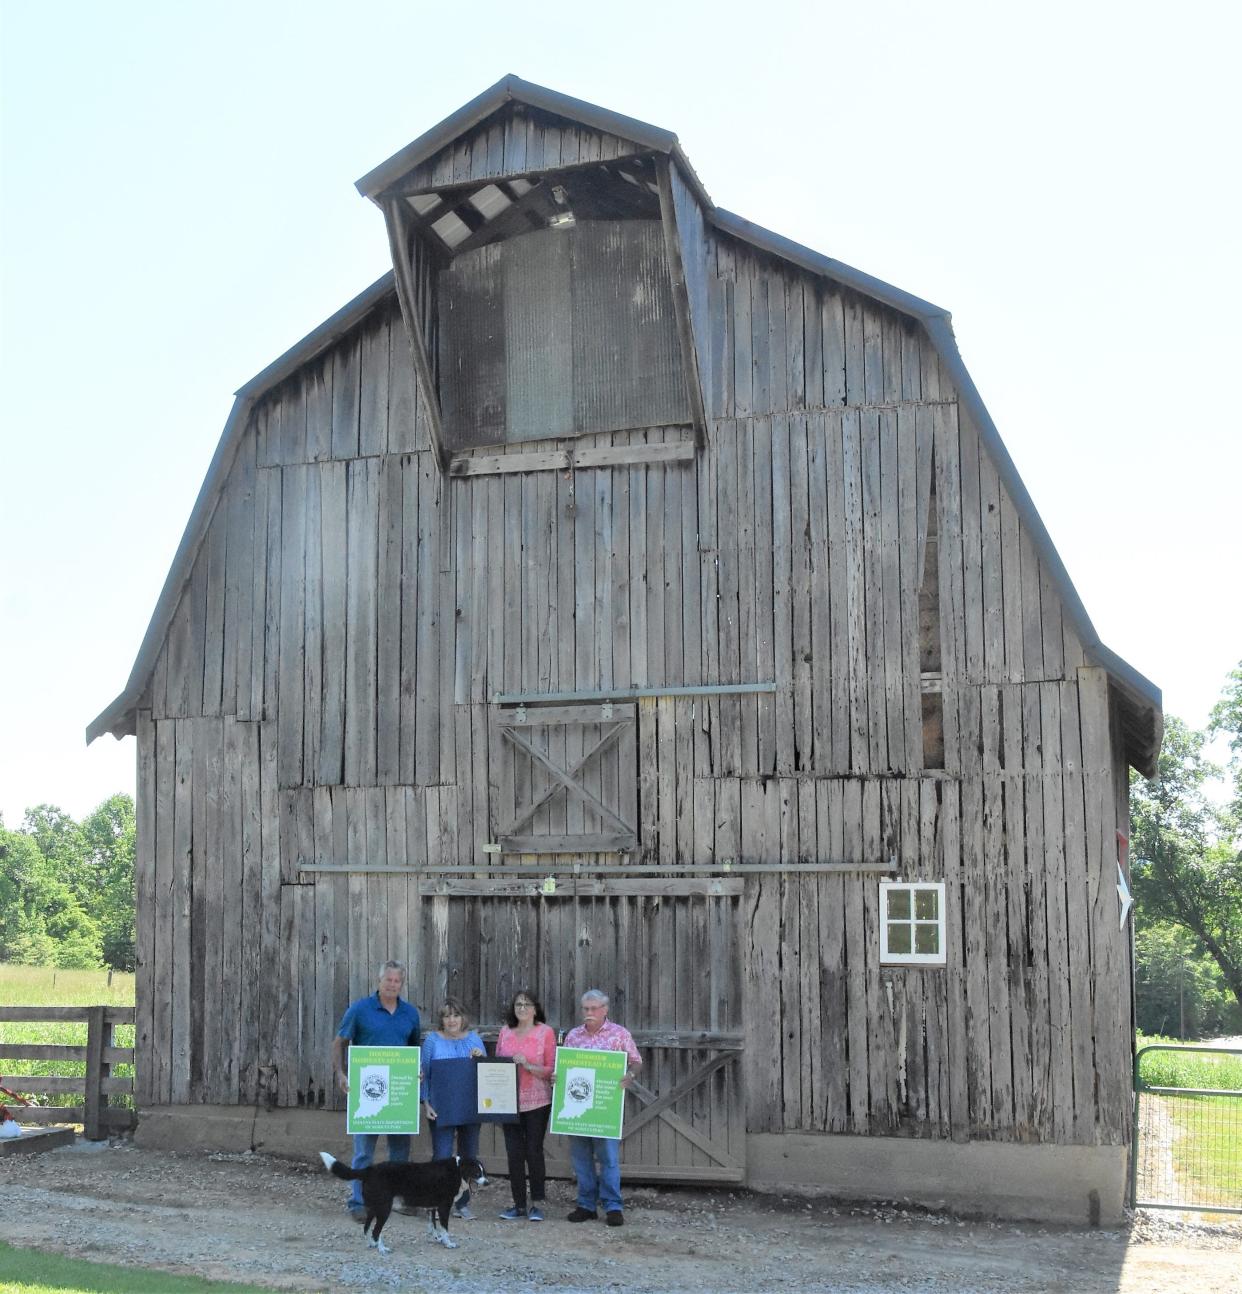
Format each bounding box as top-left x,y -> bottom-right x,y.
514,1000 -> 534,1008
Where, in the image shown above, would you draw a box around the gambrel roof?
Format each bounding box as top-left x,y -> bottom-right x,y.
87,75 -> 1162,773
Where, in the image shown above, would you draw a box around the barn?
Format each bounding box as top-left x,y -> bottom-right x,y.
88,76 -> 1162,1223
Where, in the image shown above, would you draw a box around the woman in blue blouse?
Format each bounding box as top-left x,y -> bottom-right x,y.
420,998 -> 486,1219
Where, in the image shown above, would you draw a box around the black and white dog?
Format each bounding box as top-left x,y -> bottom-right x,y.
319,1152 -> 487,1252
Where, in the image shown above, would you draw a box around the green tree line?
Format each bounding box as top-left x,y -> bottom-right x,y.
0,795 -> 135,971
1132,661 -> 1242,1038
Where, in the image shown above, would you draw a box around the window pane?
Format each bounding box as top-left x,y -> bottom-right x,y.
915,888 -> 939,921
888,923 -> 912,954
914,923 -> 940,955
887,889 -> 911,919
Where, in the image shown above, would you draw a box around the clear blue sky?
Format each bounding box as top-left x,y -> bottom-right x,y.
2,0 -> 1239,825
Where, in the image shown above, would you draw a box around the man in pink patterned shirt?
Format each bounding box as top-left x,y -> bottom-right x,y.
563,988 -> 642,1227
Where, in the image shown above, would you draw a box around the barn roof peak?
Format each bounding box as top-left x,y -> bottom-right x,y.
85,79 -> 1162,770
355,74 -> 691,205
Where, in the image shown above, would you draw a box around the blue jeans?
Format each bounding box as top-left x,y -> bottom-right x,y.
348,1133 -> 411,1206
429,1122 -> 481,1207
569,1135 -> 622,1214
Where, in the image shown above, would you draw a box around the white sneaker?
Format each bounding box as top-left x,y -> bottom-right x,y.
453,1203 -> 476,1221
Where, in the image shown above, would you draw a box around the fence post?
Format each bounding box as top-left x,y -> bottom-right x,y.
84,1005 -> 106,1141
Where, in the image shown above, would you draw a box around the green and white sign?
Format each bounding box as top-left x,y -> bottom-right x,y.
346,1045 -> 421,1135
549,1047 -> 627,1140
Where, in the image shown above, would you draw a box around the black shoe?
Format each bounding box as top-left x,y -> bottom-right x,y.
606,1210 -> 624,1227
567,1207 -> 598,1222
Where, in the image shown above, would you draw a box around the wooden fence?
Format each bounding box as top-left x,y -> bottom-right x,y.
0,1006 -> 136,1140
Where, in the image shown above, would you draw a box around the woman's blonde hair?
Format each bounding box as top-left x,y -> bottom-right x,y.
438,997 -> 470,1027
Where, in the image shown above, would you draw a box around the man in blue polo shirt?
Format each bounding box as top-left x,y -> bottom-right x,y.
331,960 -> 421,1218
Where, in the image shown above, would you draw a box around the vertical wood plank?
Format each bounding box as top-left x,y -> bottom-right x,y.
237,720 -> 262,1103
331,333 -> 361,461
171,718 -> 194,1103
359,315 -> 390,458
257,722 -> 283,1092
345,458 -> 379,786
277,466 -> 305,787
1059,681 -> 1095,1143
136,713 -> 159,1104
377,458 -> 403,782
317,462 -> 347,784
302,466 -> 323,783
840,410 -> 868,772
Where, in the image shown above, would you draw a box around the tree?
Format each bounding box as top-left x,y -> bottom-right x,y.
0,824 -> 102,968
1134,920 -> 1242,1038
79,794 -> 136,971
1131,674 -> 1242,1013
9,797 -> 136,971
1210,661 -> 1242,823
21,805 -> 90,894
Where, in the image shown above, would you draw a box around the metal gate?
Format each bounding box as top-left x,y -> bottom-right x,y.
1131,1044 -> 1242,1214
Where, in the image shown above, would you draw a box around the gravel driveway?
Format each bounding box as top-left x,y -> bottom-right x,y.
0,1141 -> 1237,1293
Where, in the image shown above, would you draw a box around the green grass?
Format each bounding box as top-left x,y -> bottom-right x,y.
1163,1095 -> 1242,1208
0,1241 -> 285,1294
1135,1032 -> 1242,1091
1136,1034 -> 1242,1210
0,965 -> 135,1109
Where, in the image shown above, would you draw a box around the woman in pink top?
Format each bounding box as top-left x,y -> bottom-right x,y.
494,988 -> 557,1220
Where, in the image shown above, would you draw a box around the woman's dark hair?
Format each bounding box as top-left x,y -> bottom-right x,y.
505,988 -> 547,1028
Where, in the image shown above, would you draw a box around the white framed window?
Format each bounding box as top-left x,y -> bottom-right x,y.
880,881 -> 946,966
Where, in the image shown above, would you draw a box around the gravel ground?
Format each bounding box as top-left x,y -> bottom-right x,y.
0,1140 -> 1238,1293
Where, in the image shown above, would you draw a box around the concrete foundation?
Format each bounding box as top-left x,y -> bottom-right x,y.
134,1108 -> 1127,1225
748,1132 -> 1128,1225
135,1104 -> 371,1161
133,1105 -> 560,1172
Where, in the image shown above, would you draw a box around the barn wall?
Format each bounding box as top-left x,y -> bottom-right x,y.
134,225 -> 1132,1149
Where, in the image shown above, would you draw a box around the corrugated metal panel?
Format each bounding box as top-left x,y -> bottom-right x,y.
439,220 -> 687,448
439,243 -> 505,449
573,220 -> 688,432
505,229 -> 575,441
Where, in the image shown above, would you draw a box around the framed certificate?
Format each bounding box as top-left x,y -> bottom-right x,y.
476,1059 -> 519,1117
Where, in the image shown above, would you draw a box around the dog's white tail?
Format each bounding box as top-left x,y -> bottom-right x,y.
318,1151 -> 336,1171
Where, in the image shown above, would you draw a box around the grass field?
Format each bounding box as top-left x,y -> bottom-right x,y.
1135,1033 -> 1242,1090
0,1241 -> 282,1294
0,965 -> 135,1108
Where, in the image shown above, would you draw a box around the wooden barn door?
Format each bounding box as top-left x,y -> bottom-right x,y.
417,879 -> 746,1184
491,703 -> 638,854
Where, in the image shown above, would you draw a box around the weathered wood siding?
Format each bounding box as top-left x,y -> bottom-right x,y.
134,215 -> 1133,1150
398,104 -> 645,194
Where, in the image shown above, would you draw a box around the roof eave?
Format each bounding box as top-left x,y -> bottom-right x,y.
710,208 -> 949,321
86,274 -> 401,746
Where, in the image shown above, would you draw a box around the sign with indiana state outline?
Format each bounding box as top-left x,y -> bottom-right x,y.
549,1046 -> 627,1140
346,1045 -> 421,1135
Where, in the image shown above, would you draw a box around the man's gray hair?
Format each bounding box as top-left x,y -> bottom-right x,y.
581,988 -> 609,1006
378,960 -> 407,981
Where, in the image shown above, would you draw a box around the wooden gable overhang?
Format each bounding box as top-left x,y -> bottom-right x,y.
86,76 -> 1162,775
357,76 -> 712,465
